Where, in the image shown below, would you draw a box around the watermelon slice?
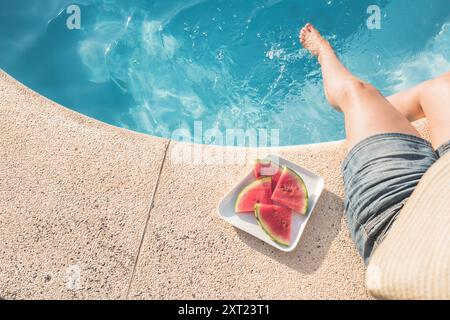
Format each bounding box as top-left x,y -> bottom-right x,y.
253,160 -> 282,190
234,177 -> 272,213
254,204 -> 292,246
271,167 -> 308,214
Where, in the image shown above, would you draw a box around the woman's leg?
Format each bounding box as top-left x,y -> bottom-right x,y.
387,72 -> 450,149
387,87 -> 425,122
299,24 -> 443,263
299,24 -> 420,149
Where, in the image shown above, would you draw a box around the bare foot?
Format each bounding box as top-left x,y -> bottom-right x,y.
299,23 -> 342,109
299,23 -> 330,60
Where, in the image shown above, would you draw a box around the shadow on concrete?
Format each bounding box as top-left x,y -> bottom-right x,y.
236,189 -> 345,274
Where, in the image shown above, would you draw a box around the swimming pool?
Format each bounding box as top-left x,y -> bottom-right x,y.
1,0 -> 449,146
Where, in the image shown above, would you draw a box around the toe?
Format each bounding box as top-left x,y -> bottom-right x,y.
300,30 -> 305,38
309,24 -> 320,35
299,28 -> 306,38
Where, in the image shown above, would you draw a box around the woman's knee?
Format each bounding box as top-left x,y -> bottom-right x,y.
435,73 -> 450,91
340,79 -> 379,102
425,73 -> 450,93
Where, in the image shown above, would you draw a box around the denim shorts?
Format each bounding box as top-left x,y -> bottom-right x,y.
342,133 -> 450,264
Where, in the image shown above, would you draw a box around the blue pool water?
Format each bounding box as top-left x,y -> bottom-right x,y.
1,0 -> 449,146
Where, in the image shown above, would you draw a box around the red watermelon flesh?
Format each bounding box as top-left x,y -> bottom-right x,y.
271,167 -> 308,214
253,160 -> 282,190
235,177 -> 272,213
255,204 -> 292,246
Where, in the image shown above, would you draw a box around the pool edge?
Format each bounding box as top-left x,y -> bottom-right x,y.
0,69 -> 431,300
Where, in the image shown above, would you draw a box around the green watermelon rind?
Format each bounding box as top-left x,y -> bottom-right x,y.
254,159 -> 278,166
289,167 -> 309,214
234,177 -> 272,212
254,159 -> 282,177
254,159 -> 271,165
275,166 -> 309,214
254,204 -> 290,247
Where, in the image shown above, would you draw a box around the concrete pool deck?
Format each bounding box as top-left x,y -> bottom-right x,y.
0,70 -> 431,299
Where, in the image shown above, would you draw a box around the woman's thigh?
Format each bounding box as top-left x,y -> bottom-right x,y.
340,80 -> 420,150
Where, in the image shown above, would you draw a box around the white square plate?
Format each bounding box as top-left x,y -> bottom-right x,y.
218,154 -> 325,252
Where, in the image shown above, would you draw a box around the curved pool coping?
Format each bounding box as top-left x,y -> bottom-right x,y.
0,69 -> 430,300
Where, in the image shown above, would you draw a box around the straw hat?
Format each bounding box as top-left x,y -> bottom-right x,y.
367,152 -> 450,299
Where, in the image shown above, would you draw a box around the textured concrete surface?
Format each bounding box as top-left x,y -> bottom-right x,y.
0,71 -> 168,299
128,142 -> 372,299
128,120 -> 430,300
0,70 -> 430,299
